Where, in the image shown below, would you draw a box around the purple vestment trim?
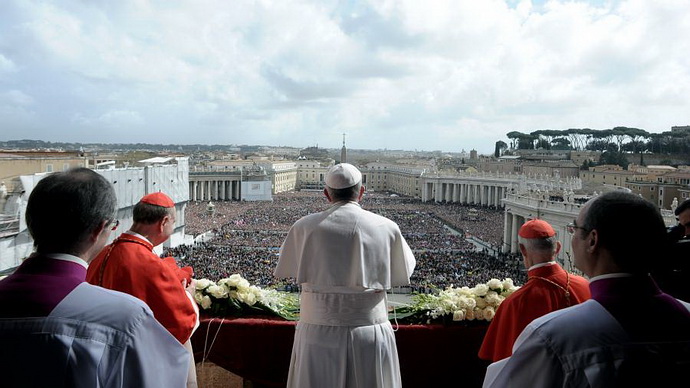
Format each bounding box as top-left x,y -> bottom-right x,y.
0,256 -> 86,318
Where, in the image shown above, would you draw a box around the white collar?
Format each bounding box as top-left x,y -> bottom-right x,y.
528,261 -> 557,271
589,273 -> 634,283
124,230 -> 153,245
42,253 -> 88,269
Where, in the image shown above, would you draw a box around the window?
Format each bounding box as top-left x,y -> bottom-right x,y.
46,164 -> 53,172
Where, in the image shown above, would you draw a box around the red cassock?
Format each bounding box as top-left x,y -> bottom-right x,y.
87,233 -> 197,344
478,263 -> 591,362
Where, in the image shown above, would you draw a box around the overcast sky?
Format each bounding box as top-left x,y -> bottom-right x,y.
1,0 -> 688,154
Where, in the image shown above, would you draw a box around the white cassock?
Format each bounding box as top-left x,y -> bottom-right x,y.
275,201 -> 416,388
0,283 -> 190,388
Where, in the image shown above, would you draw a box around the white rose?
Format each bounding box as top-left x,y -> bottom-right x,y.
249,286 -> 262,301
238,291 -> 257,306
245,292 -> 257,306
475,297 -> 488,309
487,278 -> 503,290
463,296 -> 477,310
502,285 -> 519,297
195,278 -> 212,290
226,274 -> 243,288
474,307 -> 485,321
452,310 -> 466,321
484,292 -> 501,307
207,285 -> 228,299
200,295 -> 212,309
465,309 -> 476,321
483,306 -> 496,320
474,284 -> 489,297
238,278 -> 251,289
502,278 -> 515,290
194,291 -> 204,304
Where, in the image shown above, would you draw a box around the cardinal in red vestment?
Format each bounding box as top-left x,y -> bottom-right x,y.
479,219 -> 590,362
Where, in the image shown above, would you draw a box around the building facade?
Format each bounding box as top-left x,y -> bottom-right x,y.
0,158 -> 190,271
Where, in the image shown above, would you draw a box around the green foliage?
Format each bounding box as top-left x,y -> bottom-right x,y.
494,140 -> 508,158
502,127 -> 690,156
599,149 -> 629,169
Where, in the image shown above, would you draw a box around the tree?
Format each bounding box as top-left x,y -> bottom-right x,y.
506,131 -> 524,150
535,138 -> 551,150
531,129 -> 561,149
565,128 -> 594,151
580,159 -> 596,170
599,144 -> 629,168
494,140 -> 508,158
518,134 -> 537,150
551,137 -> 572,150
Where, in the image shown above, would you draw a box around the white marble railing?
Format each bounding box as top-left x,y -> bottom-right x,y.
503,194 -> 584,214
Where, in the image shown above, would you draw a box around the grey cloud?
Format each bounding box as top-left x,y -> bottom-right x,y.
260,64 -> 355,102
334,2 -> 425,50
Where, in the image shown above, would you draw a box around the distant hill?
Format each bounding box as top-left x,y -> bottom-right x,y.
0,139 -> 292,153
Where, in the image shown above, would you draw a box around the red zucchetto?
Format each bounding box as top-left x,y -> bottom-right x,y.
519,219 -> 556,238
140,192 -> 175,208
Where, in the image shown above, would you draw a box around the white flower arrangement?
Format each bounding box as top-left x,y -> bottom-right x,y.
194,274 -> 299,320
399,278 -> 519,324
193,275 -> 518,324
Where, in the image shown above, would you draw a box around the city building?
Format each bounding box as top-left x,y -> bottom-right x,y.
0,150 -> 89,193
0,158 -> 190,271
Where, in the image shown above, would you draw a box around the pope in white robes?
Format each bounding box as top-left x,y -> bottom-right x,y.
275,163 -> 416,388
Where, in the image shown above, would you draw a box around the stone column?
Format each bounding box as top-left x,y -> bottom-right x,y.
510,213 -> 520,254
503,210 -> 511,253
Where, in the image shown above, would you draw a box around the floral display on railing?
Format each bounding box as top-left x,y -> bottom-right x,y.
193,274 -> 519,325
193,274 -> 299,320
395,278 -> 519,324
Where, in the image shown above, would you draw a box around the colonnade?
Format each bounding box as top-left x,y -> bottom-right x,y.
421,180 -> 509,208
189,177 -> 242,201
503,211 -> 527,255
501,193 -> 584,271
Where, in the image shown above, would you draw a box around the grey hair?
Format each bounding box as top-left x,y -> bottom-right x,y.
326,183 -> 362,202
518,235 -> 558,254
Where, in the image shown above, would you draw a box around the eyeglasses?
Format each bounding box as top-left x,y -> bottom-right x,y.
108,219 -> 120,231
566,221 -> 588,235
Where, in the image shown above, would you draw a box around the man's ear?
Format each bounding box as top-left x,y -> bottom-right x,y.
358,185 -> 365,201
554,240 -> 562,255
323,188 -> 332,202
587,229 -> 598,253
518,243 -> 527,257
91,220 -> 108,243
159,216 -> 169,233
